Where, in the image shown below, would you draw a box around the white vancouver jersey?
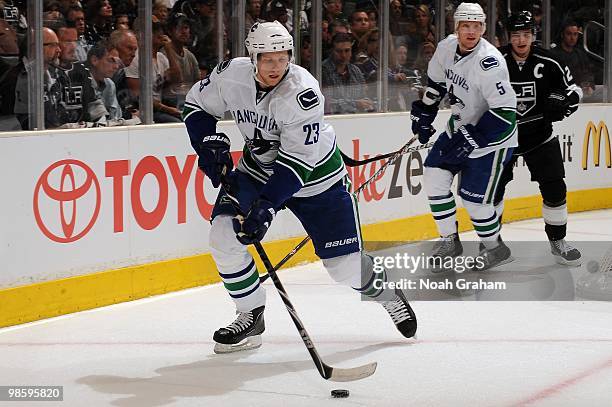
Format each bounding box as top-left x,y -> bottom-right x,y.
184,58 -> 346,198
428,35 -> 518,158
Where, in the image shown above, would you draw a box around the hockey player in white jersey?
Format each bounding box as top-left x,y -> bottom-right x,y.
183,21 -> 416,353
410,3 -> 518,271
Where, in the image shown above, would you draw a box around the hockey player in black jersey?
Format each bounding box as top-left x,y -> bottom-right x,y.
495,11 -> 582,266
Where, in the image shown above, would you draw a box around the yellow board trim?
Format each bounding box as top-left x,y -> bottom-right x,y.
1,187 -> 611,328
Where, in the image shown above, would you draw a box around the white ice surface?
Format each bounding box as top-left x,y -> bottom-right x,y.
1,210 -> 612,406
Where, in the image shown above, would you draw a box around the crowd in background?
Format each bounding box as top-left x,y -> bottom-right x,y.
0,0 -> 605,130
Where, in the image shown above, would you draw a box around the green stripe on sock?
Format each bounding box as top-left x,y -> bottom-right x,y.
223,270 -> 259,292
430,200 -> 456,212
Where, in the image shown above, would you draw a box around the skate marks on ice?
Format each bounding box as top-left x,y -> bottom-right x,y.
76,341 -> 411,406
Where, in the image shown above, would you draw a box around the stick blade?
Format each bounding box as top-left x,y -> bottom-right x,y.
326,361 -> 377,382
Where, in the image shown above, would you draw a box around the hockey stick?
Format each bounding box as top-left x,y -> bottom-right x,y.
222,182 -> 377,382
339,138 -> 432,167
259,135 -> 430,282
340,149 -> 399,167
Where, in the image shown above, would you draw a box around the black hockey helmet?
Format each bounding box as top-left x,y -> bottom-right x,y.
507,11 -> 535,33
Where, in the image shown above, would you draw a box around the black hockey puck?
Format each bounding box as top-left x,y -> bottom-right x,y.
331,389 -> 349,398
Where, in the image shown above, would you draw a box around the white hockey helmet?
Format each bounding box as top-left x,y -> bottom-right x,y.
454,2 -> 486,34
244,21 -> 294,76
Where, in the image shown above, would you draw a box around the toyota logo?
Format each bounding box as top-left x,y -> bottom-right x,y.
33,159 -> 101,243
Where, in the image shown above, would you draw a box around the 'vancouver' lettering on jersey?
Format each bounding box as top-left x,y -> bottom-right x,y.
427,35 -> 518,158
183,57 -> 346,198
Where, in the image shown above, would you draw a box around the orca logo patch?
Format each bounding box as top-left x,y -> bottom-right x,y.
296,89 -> 319,110
480,56 -> 499,71
216,59 -> 231,74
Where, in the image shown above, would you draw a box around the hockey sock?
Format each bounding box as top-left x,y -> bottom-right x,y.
356,253 -> 388,299
542,201 -> 568,241
210,215 -> 266,312
322,252 -> 387,299
465,201 -> 501,248
494,200 -> 504,222
429,193 -> 458,237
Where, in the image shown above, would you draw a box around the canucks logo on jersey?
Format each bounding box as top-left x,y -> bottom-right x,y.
297,89 -> 319,110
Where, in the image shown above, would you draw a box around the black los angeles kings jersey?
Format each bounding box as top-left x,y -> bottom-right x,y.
499,45 -> 582,154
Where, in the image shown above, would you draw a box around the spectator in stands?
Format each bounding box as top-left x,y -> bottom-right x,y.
0,21 -> 21,129
84,0 -> 114,45
110,29 -> 138,118
323,18 -> 350,62
126,22 -> 182,123
323,0 -> 344,23
413,40 -> 435,76
412,5 -> 436,45
1,0 -> 27,35
268,1 -> 290,32
245,0 -> 264,36
43,1 -> 67,31
350,10 -> 370,61
58,0 -> 82,14
322,32 -> 374,114
113,6 -> 131,30
162,13 -> 200,111
44,1 -> 63,18
14,27 -> 63,129
189,0 -> 218,65
357,28 -> 380,81
153,0 -> 169,24
532,4 -> 543,45
0,15 -> 18,55
393,44 -> 410,73
299,31 -> 312,72
444,3 -> 455,36
368,9 -> 378,30
389,43 -> 421,111
287,1 -> 309,33
66,5 -> 90,62
390,0 -> 410,37
198,59 -> 211,80
550,20 -> 595,97
359,29 -> 411,84
55,25 -> 108,124
87,39 -> 122,120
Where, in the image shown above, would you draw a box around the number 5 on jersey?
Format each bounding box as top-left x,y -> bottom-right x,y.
303,123 -> 320,145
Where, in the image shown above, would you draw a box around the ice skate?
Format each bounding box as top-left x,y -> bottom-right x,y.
471,240 -> 513,271
550,239 -> 582,266
381,289 -> 417,338
428,233 -> 463,273
213,306 -> 265,354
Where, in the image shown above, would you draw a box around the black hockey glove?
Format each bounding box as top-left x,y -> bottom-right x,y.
232,199 -> 276,245
411,100 -> 438,144
544,92 -> 570,122
198,133 -> 233,188
441,124 -> 488,165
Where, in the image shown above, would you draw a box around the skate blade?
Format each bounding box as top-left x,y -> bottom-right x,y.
214,335 -> 262,354
553,254 -> 582,267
